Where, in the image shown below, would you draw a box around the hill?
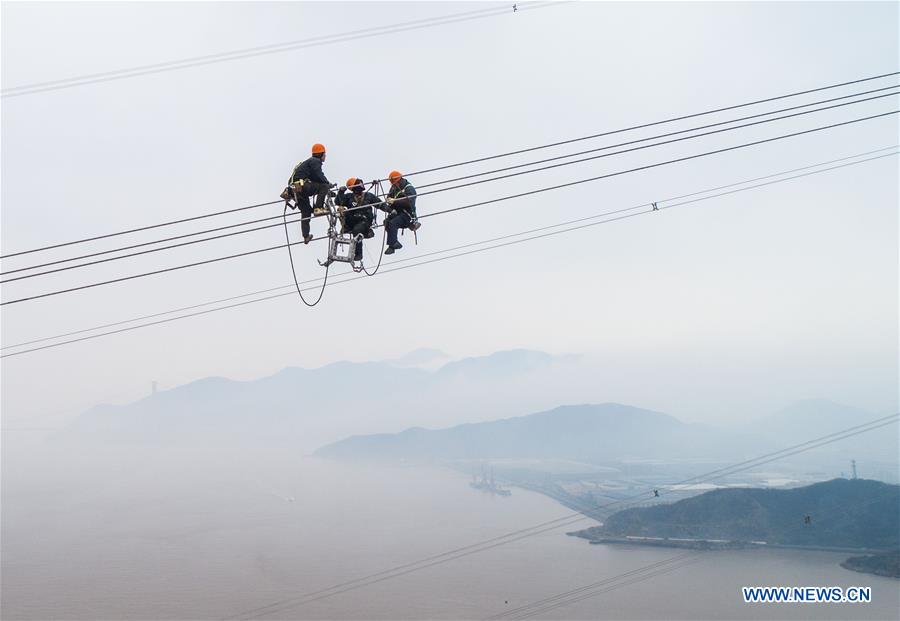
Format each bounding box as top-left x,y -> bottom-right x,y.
841,550 -> 900,578
314,403 -> 739,462
571,478 -> 899,550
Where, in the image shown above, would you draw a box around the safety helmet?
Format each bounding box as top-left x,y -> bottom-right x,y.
346,177 -> 364,193
311,143 -> 326,155
388,170 -> 403,183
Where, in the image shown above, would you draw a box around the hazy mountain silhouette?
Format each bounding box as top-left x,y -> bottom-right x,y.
59,349 -> 572,450
750,399 -> 898,464
315,403 -> 739,462
58,350 -> 895,472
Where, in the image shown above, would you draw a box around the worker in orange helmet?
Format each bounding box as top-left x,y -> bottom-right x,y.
381,170 -> 420,254
285,143 -> 335,244
336,177 -> 378,261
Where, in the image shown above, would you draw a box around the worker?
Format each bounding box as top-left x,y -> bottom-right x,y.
336,178 -> 377,261
286,143 -> 333,244
382,170 -> 421,255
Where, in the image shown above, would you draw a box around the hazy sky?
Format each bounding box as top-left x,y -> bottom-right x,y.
1,1 -> 898,428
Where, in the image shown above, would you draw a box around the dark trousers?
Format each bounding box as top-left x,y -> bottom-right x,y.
385,211 -> 412,247
345,219 -> 371,260
297,202 -> 313,238
296,182 -> 331,237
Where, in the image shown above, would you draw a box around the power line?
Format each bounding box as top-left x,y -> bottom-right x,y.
242,415 -> 900,620
482,553 -> 697,620
4,86 -> 896,281
0,212 -> 308,283
412,84 -> 900,190
510,557 -> 717,620
2,110 -> 895,308
0,198 -> 283,260
3,71 -> 895,260
1,3 -> 561,98
414,110 -> 897,222
0,210 -> 305,277
2,147 -> 895,357
492,488 -> 900,620
225,414 -> 899,619
408,91 -> 899,199
580,488 -> 900,537
388,70 -> 900,181
497,556 -> 706,620
237,421 -> 886,620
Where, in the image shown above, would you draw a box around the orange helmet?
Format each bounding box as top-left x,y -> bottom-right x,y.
346,177 -> 364,191
388,170 -> 403,183
311,143 -> 326,155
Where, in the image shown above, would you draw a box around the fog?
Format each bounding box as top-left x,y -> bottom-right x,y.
2,1 -> 897,430
3,349 -> 898,618
3,423 -> 898,620
2,1 -> 899,619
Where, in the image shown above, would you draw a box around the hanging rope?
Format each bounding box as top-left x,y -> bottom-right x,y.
282,201 -> 329,306
360,180 -> 387,277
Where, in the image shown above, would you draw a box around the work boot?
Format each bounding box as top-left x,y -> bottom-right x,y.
384,246 -> 395,255
303,234 -> 314,244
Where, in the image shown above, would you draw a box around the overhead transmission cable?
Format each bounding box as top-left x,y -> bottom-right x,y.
3,149 -> 895,358
1,3 -> 561,98
489,488 -> 900,620
412,84 -> 899,189
2,70 -> 896,260
236,415 -> 899,620
486,554 -> 706,620
223,413 -> 899,620
386,70 -> 900,181
2,109 -> 894,308
3,86 -> 896,281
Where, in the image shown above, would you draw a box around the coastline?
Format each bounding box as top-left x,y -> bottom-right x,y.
569,533 -> 890,556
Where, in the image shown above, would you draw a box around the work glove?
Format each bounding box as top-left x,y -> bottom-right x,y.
386,197 -> 395,205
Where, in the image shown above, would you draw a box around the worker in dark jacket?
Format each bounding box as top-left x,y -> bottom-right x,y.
382,170 -> 421,255
287,143 -> 333,243
336,178 -> 377,260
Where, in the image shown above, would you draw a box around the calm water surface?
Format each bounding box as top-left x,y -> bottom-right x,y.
2,441 -> 897,620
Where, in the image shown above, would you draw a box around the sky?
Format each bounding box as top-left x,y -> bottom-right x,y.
1,1 -> 898,429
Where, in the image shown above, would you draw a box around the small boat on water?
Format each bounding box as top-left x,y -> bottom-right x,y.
470,466 -> 512,496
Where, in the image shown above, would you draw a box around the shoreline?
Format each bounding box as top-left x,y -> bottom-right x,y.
570,534 -> 888,555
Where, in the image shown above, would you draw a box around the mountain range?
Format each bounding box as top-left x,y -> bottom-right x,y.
57,350 -> 898,470
58,349 -> 571,450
